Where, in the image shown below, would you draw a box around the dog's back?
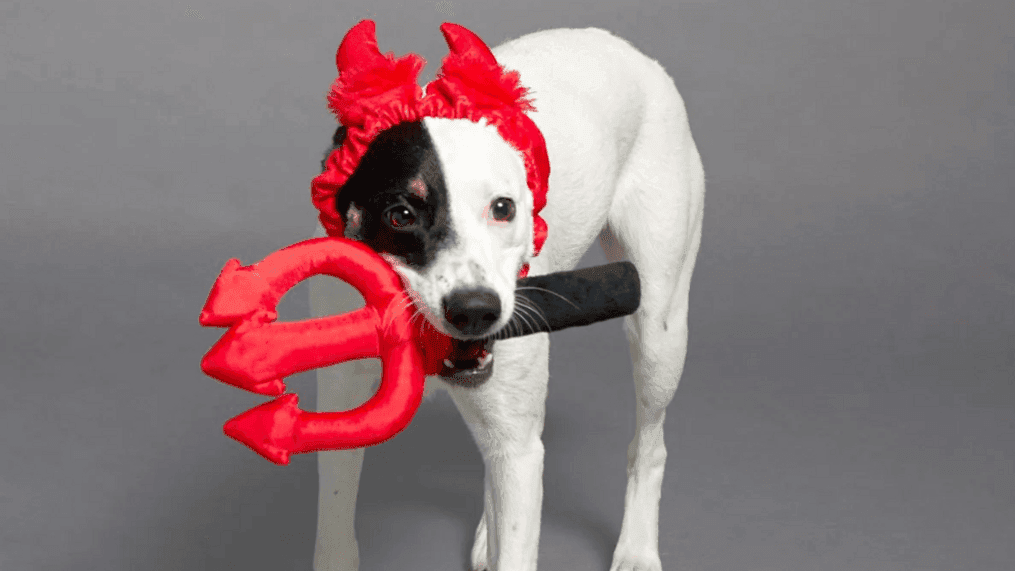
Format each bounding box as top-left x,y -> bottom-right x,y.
492,28 -> 702,274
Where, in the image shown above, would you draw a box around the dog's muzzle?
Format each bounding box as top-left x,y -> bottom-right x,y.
443,288 -> 501,336
439,288 -> 500,386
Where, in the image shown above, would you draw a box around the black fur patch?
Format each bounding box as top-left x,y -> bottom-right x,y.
324,121 -> 453,269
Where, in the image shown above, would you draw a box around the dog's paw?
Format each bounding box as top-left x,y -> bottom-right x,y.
609,547 -> 662,571
469,514 -> 489,571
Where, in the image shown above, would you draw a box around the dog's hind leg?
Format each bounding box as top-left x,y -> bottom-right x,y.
448,335 -> 550,571
603,98 -> 705,571
309,229 -> 380,571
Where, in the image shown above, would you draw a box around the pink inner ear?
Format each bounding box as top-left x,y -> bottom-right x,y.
345,204 -> 363,237
408,177 -> 428,199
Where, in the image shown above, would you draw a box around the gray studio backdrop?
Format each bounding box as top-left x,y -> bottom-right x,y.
3,1 -> 1012,570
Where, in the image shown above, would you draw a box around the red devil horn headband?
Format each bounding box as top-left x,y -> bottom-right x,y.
335,19 -> 385,73
326,20 -> 426,128
440,22 -> 498,67
312,20 -> 549,270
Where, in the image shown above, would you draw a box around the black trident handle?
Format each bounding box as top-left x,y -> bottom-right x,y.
498,261 -> 641,338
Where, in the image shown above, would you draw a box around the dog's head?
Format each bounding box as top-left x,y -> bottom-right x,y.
312,21 -> 549,385
330,117 -> 533,339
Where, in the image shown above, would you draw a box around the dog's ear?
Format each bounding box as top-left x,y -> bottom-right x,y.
343,203 -> 365,240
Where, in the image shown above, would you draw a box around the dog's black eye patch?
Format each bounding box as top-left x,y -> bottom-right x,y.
328,121 -> 453,269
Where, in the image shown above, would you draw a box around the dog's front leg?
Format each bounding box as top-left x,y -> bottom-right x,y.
312,360 -> 378,571
448,335 -> 550,571
310,266 -> 379,571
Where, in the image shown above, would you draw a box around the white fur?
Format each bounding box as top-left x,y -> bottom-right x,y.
391,117 -> 532,339
310,27 -> 704,571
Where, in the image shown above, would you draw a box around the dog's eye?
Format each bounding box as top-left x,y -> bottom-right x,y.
385,205 -> 417,229
490,197 -> 516,222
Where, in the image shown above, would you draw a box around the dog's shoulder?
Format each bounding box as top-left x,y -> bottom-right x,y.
493,27 -> 630,57
491,26 -> 672,109
492,26 -> 654,71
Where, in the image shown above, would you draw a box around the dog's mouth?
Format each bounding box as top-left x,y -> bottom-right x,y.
439,337 -> 495,387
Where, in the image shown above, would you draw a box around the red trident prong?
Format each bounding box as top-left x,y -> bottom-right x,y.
200,237 -> 447,464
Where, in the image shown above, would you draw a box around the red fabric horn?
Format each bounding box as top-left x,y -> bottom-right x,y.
439,22 -> 499,66
335,20 -> 386,75
326,20 -> 425,128
427,23 -> 534,114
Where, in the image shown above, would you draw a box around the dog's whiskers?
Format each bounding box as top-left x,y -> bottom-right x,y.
385,295 -> 416,319
521,298 -> 552,332
512,302 -> 535,335
514,294 -> 551,334
514,295 -> 540,336
516,286 -> 581,310
496,309 -> 520,340
511,296 -> 545,336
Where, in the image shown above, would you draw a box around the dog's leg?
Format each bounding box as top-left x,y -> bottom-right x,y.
470,484 -> 492,571
448,335 -> 550,571
609,224 -> 702,571
309,237 -> 380,571
611,294 -> 692,571
605,124 -> 705,571
312,360 -> 378,571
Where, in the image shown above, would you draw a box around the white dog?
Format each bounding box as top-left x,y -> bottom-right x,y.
308,25 -> 704,571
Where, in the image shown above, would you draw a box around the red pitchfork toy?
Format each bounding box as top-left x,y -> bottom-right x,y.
200,237 -> 456,465
199,237 -> 641,465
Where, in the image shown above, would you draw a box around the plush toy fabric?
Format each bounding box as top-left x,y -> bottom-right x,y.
200,238 -> 439,464
310,20 -> 550,277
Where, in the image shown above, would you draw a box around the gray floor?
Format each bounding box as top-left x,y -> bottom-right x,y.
3,1 -> 1013,570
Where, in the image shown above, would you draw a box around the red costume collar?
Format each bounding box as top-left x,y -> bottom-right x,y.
311,20 -> 550,276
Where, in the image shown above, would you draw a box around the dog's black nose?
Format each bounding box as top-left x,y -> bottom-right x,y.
443,288 -> 501,336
